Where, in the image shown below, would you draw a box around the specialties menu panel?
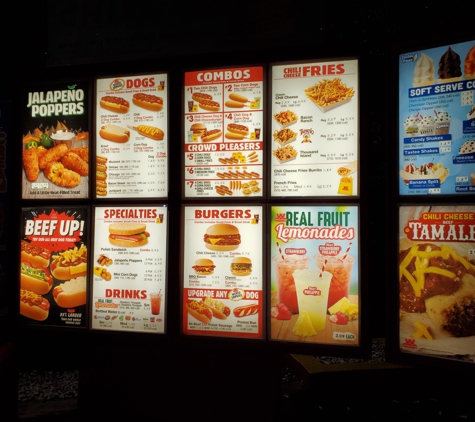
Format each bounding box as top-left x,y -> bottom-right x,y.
399,39 -> 475,195
95,74 -> 168,198
92,206 -> 168,334
20,207 -> 88,328
182,206 -> 263,338
270,60 -> 359,197
270,205 -> 359,345
399,205 -> 475,362
183,67 -> 264,198
22,81 -> 90,199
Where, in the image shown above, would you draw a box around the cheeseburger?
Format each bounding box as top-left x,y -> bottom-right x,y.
230,257 -> 252,276
108,223 -> 150,247
204,223 -> 241,251
190,123 -> 207,135
192,258 -> 216,275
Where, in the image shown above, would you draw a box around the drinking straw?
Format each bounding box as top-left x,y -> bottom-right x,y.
342,242 -> 353,260
319,259 -> 327,277
276,241 -> 285,260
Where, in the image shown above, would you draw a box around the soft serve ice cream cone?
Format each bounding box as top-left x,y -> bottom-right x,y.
438,46 -> 462,83
413,53 -> 435,87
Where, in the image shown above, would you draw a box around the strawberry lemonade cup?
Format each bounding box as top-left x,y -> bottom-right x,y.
273,254 -> 310,313
315,254 -> 355,309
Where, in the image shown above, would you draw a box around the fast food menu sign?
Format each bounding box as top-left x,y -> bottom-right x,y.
270,60 -> 359,197
270,205 -> 360,345
21,81 -> 90,200
95,74 -> 168,199
399,39 -> 475,195
20,207 -> 88,328
183,67 -> 264,198
92,206 -> 167,334
182,206 -> 263,338
399,205 -> 475,362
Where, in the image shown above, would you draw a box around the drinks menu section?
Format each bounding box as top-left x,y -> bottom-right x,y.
399,39 -> 475,195
270,60 -> 359,197
182,206 -> 263,338
399,205 -> 475,362
95,74 -> 168,198
92,206 -> 168,334
20,207 -> 88,328
183,67 -> 264,198
21,81 -> 90,199
270,205 -> 359,345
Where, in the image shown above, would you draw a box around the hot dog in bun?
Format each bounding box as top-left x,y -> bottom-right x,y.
199,100 -> 220,112
192,259 -> 216,275
108,223 -> 150,247
202,296 -> 231,320
201,129 -> 222,142
21,240 -> 51,268
230,257 -> 252,276
50,244 -> 87,281
204,224 -> 241,251
186,299 -> 213,324
192,92 -> 213,102
132,93 -> 164,111
20,289 -> 50,321
53,277 -> 87,308
20,261 -> 53,295
99,125 -> 130,143
227,123 -> 249,135
96,180 -> 107,196
100,96 -> 130,114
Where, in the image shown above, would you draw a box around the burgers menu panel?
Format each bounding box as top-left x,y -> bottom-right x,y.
95,74 -> 168,198
270,205 -> 359,345
399,205 -> 475,362
183,67 -> 264,198
21,81 -> 90,199
399,39 -> 475,195
20,207 -> 88,328
182,205 -> 263,338
270,60 -> 359,197
92,206 -> 168,334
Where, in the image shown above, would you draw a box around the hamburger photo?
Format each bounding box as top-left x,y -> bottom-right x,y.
230,257 -> 252,276
203,223 -> 241,251
108,223 -> 150,247
192,258 -> 216,275
190,123 -> 207,136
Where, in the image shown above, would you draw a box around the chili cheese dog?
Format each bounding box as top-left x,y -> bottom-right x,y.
192,92 -> 213,102
201,129 -> 222,142
53,277 -> 87,308
132,93 -> 164,111
227,123 -> 249,135
99,125 -> 130,143
21,240 -> 51,268
199,100 -> 220,112
233,303 -> 259,317
202,296 -> 231,320
20,261 -> 53,295
186,299 -> 213,324
20,289 -> 50,321
50,245 -> 87,281
100,96 -> 130,114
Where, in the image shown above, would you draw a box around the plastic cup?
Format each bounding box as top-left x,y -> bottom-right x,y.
150,293 -> 162,315
293,268 -> 332,332
273,255 -> 309,313
315,254 -> 355,309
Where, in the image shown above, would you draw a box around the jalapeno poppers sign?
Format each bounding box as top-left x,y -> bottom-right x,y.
92,206 -> 168,334
270,205 -> 360,345
20,207 -> 88,328
21,81 -> 90,200
399,205 -> 475,362
182,206 -> 263,338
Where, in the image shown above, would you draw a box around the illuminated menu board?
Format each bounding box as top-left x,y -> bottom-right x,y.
270,60 -> 359,197
21,81 -> 90,199
399,205 -> 475,362
95,74 -> 168,198
92,206 -> 168,334
20,206 -> 88,328
182,205 -> 263,338
270,205 -> 359,345
183,67 -> 264,198
399,39 -> 475,195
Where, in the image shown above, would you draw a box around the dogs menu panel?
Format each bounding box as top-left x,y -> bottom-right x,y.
95,74 -> 168,199
91,206 -> 168,334
183,67 -> 264,198
20,206 -> 88,328
182,205 -> 263,338
21,81 -> 90,199
399,39 -> 475,195
270,59 -> 359,197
